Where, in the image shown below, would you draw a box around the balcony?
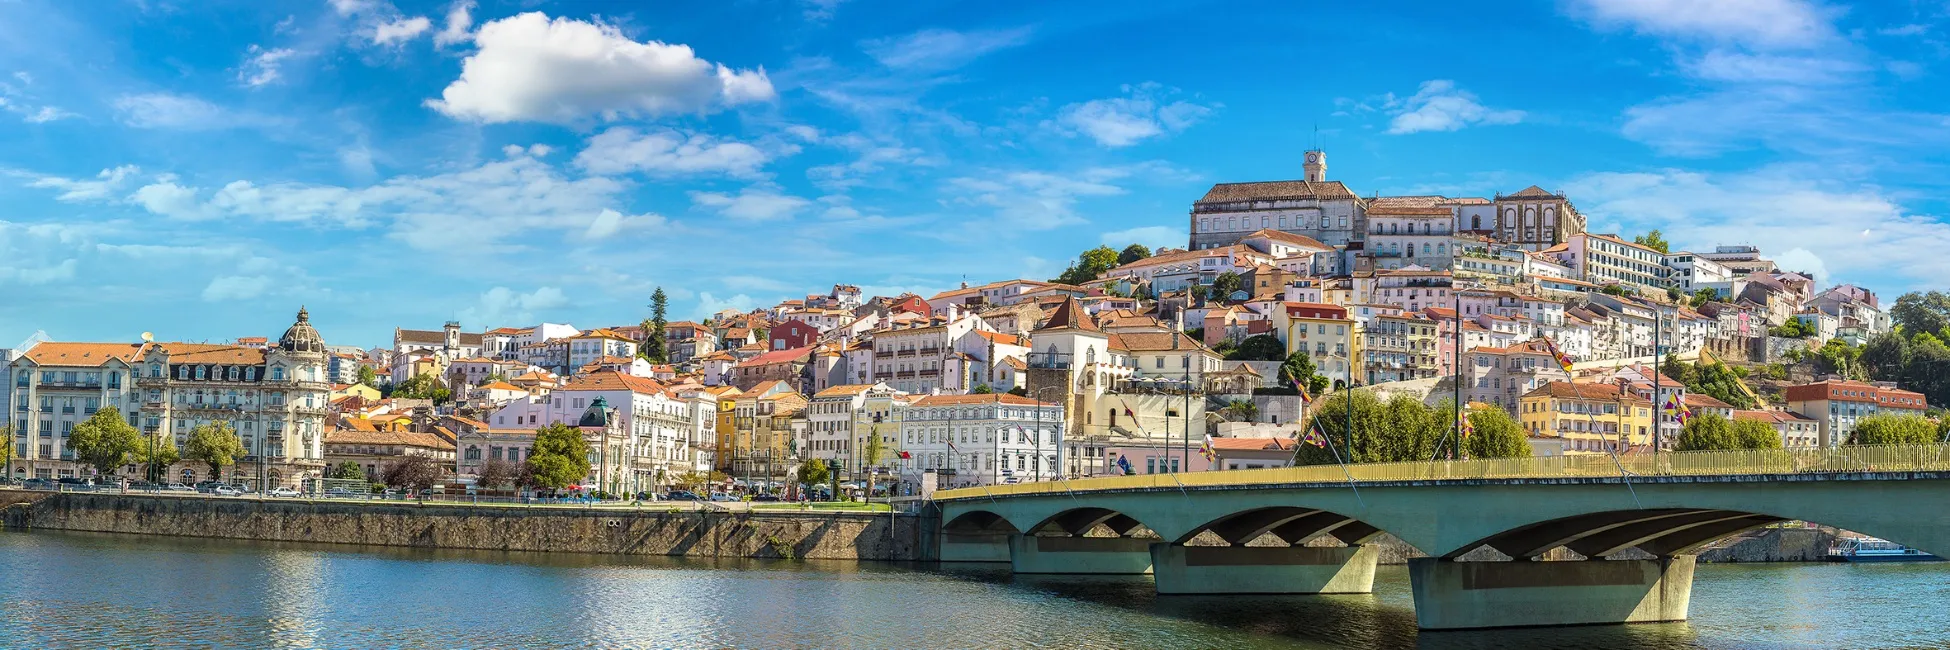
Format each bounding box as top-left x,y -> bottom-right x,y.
917,369 -> 940,377
1027,352 -> 1071,370
894,371 -> 917,379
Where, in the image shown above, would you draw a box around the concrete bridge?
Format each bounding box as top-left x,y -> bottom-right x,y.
934,444 -> 1950,630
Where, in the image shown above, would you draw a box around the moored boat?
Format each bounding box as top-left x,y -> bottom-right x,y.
1827,537 -> 1944,563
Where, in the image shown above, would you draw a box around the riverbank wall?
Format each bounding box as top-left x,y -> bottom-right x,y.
1,492 -> 935,561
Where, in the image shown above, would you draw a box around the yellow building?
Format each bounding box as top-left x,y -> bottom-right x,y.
712,387 -> 742,473
1518,381 -> 1653,454
1279,302 -> 1360,388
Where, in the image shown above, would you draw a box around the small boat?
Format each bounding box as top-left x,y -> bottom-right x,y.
1826,537 -> 1944,563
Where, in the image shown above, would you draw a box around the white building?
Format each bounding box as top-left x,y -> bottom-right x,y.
1190,150 -> 1365,250
1664,252 -> 1735,294
895,393 -> 1064,489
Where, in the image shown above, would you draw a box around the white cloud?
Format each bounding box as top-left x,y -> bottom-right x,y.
862,27 -> 1032,71
329,0 -> 377,17
16,165 -> 140,202
112,93 -> 230,129
201,275 -> 275,302
574,127 -> 772,177
427,12 -> 775,124
945,164 -> 1165,230
1100,226 -> 1182,251
1561,164 -> 1950,289
690,187 -> 812,221
434,0 -> 475,47
239,45 -> 297,87
582,207 -> 666,239
372,15 -> 431,45
695,292 -> 758,318
1053,82 -> 1213,147
22,106 -> 73,123
339,144 -> 377,179
128,179 -> 207,219
1680,50 -> 1863,85
1564,0 -> 1836,50
801,0 -> 849,21
467,286 -> 572,324
1878,24 -> 1927,37
1385,80 -> 1524,135
1620,87 -> 1950,156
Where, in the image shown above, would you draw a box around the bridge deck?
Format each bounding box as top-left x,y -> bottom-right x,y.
934,444 -> 1950,501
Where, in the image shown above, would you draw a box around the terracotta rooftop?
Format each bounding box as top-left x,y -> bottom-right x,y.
23,342 -> 149,366
1196,180 -> 1358,204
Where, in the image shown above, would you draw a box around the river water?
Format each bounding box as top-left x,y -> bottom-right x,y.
3,530 -> 1948,649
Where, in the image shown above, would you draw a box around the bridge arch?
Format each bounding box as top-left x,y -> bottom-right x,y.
1172,506 -> 1392,548
942,510 -> 1020,534
1450,508 -> 1787,560
1026,507 -> 1154,538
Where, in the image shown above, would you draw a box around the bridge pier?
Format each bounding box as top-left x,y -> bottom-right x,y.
1407,556 -> 1696,630
1150,543 -> 1378,595
1008,535 -> 1154,575
939,530 -> 1013,563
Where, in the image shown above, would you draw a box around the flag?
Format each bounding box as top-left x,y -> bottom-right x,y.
1301,422 -> 1328,448
1293,378 -> 1313,406
1662,396 -> 1681,416
1199,435 -> 1218,463
1543,337 -> 1575,372
1123,406 -> 1135,417
1457,411 -> 1475,440
897,450 -> 911,460
1115,454 -> 1134,475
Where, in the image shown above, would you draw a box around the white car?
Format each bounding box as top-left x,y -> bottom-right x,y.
212,486 -> 243,497
267,487 -> 301,498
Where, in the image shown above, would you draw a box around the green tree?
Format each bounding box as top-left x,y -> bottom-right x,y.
1813,338 -> 1862,380
1731,418 -> 1784,449
1890,291 -> 1950,336
356,365 -> 378,388
795,459 -> 831,487
1861,332 -> 1911,381
329,461 -> 366,480
1633,229 -> 1670,254
138,439 -> 180,483
1132,283 -> 1153,301
641,287 -> 670,363
69,408 -> 141,480
1117,243 -> 1152,265
381,455 -> 445,491
1666,286 -> 1683,302
861,422 -> 887,505
1230,334 -> 1288,361
1769,318 -> 1816,339
1463,406 -> 1530,459
1600,284 -> 1634,297
970,384 -> 995,394
391,373 -> 452,402
1674,413 -> 1742,451
184,422 -> 246,483
1053,246 -> 1120,285
0,424 -> 14,477
1847,414 -> 1937,445
1279,350 -> 1331,395
1690,288 -> 1719,308
1211,271 -> 1245,300
525,423 -> 592,490
1295,392 -> 1444,465
1219,399 -> 1258,422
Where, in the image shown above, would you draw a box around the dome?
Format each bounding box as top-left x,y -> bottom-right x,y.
577,396 -> 612,428
279,307 -> 326,354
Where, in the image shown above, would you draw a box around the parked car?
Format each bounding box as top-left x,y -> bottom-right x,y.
708,492 -> 737,502
194,481 -> 223,494
164,483 -> 197,493
213,486 -> 243,497
664,490 -> 702,501
23,478 -> 56,491
751,494 -> 782,502
325,487 -> 354,498
267,487 -> 301,498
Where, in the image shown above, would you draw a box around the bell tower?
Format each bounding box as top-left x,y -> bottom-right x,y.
1303,149 -> 1327,182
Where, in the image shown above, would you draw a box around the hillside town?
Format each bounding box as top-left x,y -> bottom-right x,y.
3,149 -> 1937,496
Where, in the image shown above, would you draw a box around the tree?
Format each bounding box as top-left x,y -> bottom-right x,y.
1732,418 -> 1784,449
641,287 -> 670,363
1690,288 -> 1719,308
1633,229 -> 1670,254
1117,243 -> 1152,265
1674,413 -> 1742,451
795,459 -> 831,487
1891,291 -> 1950,337
138,440 -> 180,483
1463,406 -> 1530,459
356,365 -> 378,388
1847,414 -> 1937,445
1813,338 -> 1862,380
1294,392 -> 1444,466
475,458 -> 519,490
1861,332 -> 1911,381
1211,272 -> 1245,300
1279,351 -> 1330,395
1666,286 -> 1683,302
391,373 -> 452,403
1600,284 -> 1634,297
328,461 -> 366,480
862,421 -> 888,503
525,423 -> 592,491
1053,246 -> 1120,285
184,422 -> 246,483
1769,318 -> 1816,339
69,409 -> 141,480
381,455 -> 446,491
971,384 -> 995,394
0,424 -> 13,477
1219,399 -> 1258,422
1230,334 -> 1287,361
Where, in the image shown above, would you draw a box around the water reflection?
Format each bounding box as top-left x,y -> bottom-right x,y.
2,530 -> 1947,649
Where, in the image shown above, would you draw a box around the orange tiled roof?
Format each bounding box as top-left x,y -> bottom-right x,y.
24,342 -> 149,366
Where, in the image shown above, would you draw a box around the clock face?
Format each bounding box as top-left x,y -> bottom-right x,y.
1306,153 -> 1317,162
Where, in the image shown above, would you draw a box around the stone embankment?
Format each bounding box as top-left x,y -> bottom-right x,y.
1,491 -> 934,561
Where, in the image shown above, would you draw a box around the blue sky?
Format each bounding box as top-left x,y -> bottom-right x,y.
2,0 -> 1946,350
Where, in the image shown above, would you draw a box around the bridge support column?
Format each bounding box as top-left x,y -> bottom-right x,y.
1408,556 -> 1696,630
940,530 -> 1012,563
1151,544 -> 1378,595
1009,535 -> 1154,575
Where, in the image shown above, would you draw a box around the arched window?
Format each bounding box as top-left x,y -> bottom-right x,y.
1472,215 -> 1481,230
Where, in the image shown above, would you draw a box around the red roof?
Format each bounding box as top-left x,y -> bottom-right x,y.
1209,437 -> 1296,451
742,346 -> 814,366
1284,302 -> 1348,319
1782,380 -> 1926,408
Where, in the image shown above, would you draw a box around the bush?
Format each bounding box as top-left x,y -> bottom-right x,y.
1847,414 -> 1937,445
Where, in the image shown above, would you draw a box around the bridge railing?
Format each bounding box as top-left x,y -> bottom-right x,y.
934,443 -> 1950,501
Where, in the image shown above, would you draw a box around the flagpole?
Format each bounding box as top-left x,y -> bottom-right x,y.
1321,427 -> 1364,508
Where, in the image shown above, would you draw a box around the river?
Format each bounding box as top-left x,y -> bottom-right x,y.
3,530 -> 1947,649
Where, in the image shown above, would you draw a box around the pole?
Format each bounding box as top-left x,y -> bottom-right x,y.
1653,304 -> 1663,455
1451,281 -> 1463,459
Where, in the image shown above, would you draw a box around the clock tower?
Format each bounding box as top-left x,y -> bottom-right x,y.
1303,149 -> 1326,182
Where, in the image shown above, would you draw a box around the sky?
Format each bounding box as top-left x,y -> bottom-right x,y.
1,0 -> 1947,350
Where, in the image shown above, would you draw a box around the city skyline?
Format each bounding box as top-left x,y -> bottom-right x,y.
3,0 -> 1947,348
